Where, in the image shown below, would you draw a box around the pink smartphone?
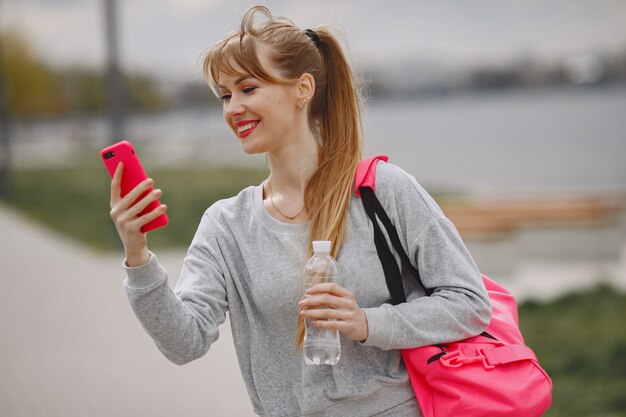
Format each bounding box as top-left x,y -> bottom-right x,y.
101,140 -> 168,233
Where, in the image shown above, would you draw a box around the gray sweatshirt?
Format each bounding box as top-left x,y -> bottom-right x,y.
123,161 -> 491,417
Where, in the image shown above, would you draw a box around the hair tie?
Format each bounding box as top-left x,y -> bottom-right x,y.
305,29 -> 321,48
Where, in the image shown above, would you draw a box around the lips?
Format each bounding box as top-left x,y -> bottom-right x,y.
235,120 -> 260,138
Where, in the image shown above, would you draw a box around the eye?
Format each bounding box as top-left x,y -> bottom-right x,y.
220,93 -> 232,102
242,86 -> 257,94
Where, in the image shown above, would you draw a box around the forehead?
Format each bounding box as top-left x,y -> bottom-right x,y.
214,44 -> 283,89
217,72 -> 255,89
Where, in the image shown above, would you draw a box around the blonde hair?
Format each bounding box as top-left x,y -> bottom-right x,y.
203,6 -> 363,349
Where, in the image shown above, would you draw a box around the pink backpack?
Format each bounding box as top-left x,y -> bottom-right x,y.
356,156 -> 553,417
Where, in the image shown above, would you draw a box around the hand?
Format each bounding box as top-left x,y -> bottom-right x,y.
109,163 -> 167,266
298,283 -> 369,342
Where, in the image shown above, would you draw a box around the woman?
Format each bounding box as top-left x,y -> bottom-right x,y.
109,6 -> 491,417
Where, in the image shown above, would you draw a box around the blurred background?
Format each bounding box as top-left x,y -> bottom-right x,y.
1,0 -> 625,416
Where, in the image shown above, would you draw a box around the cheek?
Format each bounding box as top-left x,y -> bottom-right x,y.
222,110 -> 234,130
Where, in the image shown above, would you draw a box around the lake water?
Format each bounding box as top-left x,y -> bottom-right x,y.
364,85 -> 626,195
9,84 -> 626,194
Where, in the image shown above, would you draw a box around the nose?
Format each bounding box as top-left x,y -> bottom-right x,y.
224,96 -> 245,120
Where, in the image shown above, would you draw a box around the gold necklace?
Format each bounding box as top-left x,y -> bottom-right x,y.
266,179 -> 305,220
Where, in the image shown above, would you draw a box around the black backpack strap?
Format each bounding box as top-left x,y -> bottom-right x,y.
361,187 -> 428,289
360,186 -> 407,305
359,186 -> 433,304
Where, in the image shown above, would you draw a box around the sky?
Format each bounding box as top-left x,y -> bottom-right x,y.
2,0 -> 626,82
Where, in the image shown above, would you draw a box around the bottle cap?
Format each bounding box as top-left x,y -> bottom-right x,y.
312,240 -> 331,253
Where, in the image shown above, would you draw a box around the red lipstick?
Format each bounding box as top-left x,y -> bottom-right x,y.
235,120 -> 260,138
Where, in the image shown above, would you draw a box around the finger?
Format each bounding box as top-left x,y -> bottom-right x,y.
309,318 -> 346,332
110,185 -> 155,224
313,319 -> 367,341
300,308 -> 351,321
305,283 -> 350,297
298,284 -> 357,308
300,289 -> 357,310
110,162 -> 124,205
118,203 -> 166,236
308,312 -> 368,341
112,186 -> 161,224
128,188 -> 163,217
299,293 -> 345,310
119,178 -> 155,209
135,203 -> 167,226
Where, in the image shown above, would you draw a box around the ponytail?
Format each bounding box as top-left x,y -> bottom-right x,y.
296,28 -> 363,348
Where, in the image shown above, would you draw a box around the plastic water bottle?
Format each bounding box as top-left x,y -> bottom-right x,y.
303,240 -> 341,365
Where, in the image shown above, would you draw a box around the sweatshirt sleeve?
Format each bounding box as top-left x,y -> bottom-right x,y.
360,163 -> 491,350
124,211 -> 228,365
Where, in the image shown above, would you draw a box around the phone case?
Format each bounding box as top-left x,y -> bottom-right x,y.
101,140 -> 168,233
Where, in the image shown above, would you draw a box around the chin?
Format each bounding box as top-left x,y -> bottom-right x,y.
240,142 -> 266,155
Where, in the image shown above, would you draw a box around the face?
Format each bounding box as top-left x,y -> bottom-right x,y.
217,50 -> 303,155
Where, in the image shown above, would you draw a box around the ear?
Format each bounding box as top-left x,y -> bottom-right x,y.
296,73 -> 315,106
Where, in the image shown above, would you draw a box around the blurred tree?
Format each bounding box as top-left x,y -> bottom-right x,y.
1,29 -> 65,116
59,67 -> 105,113
126,73 -> 167,111
0,29 -> 167,118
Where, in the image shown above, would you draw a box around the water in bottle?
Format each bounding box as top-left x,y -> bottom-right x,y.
303,240 -> 341,365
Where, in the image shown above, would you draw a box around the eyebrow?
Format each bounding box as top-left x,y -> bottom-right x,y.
218,76 -> 252,89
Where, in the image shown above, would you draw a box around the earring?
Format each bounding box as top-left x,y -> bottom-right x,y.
298,96 -> 310,110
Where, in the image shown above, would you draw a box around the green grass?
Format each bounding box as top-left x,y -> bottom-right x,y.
0,164 -> 268,250
2,166 -> 625,416
519,285 -> 626,417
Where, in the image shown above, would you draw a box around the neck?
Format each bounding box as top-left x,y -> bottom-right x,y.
262,130 -> 318,222
266,131 -> 319,193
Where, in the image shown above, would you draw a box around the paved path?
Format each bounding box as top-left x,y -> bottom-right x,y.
0,204 -> 255,417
